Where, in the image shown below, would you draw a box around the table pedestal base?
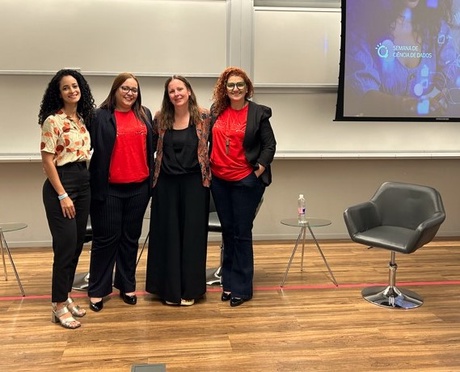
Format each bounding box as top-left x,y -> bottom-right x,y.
0,228 -> 26,296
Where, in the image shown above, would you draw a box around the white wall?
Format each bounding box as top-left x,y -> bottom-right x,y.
259,158 -> 460,240
1,158 -> 460,247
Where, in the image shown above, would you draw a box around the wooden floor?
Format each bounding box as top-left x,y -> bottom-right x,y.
1,238 -> 460,371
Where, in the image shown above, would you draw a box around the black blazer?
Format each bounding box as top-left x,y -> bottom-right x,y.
210,100 -> 276,186
89,107 -> 154,201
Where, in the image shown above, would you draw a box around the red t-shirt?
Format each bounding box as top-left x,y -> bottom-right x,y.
211,105 -> 252,181
109,110 -> 149,183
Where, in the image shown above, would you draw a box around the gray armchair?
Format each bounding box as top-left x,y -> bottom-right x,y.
343,181 -> 446,309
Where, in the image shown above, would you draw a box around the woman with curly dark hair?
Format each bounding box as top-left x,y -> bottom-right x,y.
145,75 -> 210,306
210,67 -> 276,307
39,69 -> 95,329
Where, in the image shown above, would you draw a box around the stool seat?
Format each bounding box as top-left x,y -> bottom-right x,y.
206,197 -> 223,285
208,211 -> 221,232
72,218 -> 92,291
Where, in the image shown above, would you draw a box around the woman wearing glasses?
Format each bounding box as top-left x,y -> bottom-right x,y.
87,73 -> 154,312
210,67 -> 276,307
145,75 -> 211,306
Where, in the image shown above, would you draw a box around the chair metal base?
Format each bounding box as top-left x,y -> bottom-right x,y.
206,266 -> 221,286
362,285 -> 423,309
72,272 -> 89,291
73,267 -> 222,290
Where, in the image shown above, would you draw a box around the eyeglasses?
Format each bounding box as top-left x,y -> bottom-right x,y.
120,86 -> 139,94
226,82 -> 246,90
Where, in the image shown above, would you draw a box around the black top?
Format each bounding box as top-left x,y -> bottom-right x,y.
161,125 -> 200,175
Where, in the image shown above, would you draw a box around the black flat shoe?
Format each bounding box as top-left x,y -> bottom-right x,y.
120,292 -> 137,305
89,299 -> 103,312
221,292 -> 231,301
230,297 -> 246,307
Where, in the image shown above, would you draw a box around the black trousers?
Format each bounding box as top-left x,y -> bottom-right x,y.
146,172 -> 209,303
42,162 -> 90,303
211,173 -> 265,300
88,180 -> 150,297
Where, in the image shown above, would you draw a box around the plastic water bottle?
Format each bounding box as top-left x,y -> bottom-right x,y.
297,194 -> 307,224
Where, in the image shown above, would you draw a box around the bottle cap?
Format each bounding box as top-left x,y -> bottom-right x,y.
299,194 -> 304,198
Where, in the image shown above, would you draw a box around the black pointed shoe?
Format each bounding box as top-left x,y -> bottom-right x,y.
89,299 -> 103,312
230,297 -> 246,307
120,292 -> 137,305
221,292 -> 231,301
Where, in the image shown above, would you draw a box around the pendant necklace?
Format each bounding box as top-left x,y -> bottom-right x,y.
225,107 -> 246,155
224,111 -> 232,155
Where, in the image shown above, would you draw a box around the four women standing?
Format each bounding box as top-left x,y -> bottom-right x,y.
40,67 -> 274,326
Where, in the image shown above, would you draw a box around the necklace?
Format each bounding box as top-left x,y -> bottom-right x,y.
224,106 -> 247,155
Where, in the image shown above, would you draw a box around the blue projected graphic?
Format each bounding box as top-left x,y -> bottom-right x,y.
343,0 -> 460,119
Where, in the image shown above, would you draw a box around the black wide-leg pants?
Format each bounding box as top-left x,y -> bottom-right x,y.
146,172 -> 209,303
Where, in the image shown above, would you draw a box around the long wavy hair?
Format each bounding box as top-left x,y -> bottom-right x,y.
38,69 -> 95,126
158,75 -> 201,130
211,66 -> 254,118
100,72 -> 148,124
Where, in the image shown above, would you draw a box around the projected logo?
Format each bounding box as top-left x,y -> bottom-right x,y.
375,40 -> 395,62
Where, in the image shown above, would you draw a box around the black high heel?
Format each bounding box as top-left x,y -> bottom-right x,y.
89,298 -> 103,312
120,292 -> 137,305
230,297 -> 246,307
221,292 -> 231,301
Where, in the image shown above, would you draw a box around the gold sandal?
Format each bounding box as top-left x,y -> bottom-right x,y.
51,304 -> 81,329
180,299 -> 195,306
64,297 -> 86,317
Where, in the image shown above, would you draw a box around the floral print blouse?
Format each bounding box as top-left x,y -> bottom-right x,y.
40,110 -> 91,166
